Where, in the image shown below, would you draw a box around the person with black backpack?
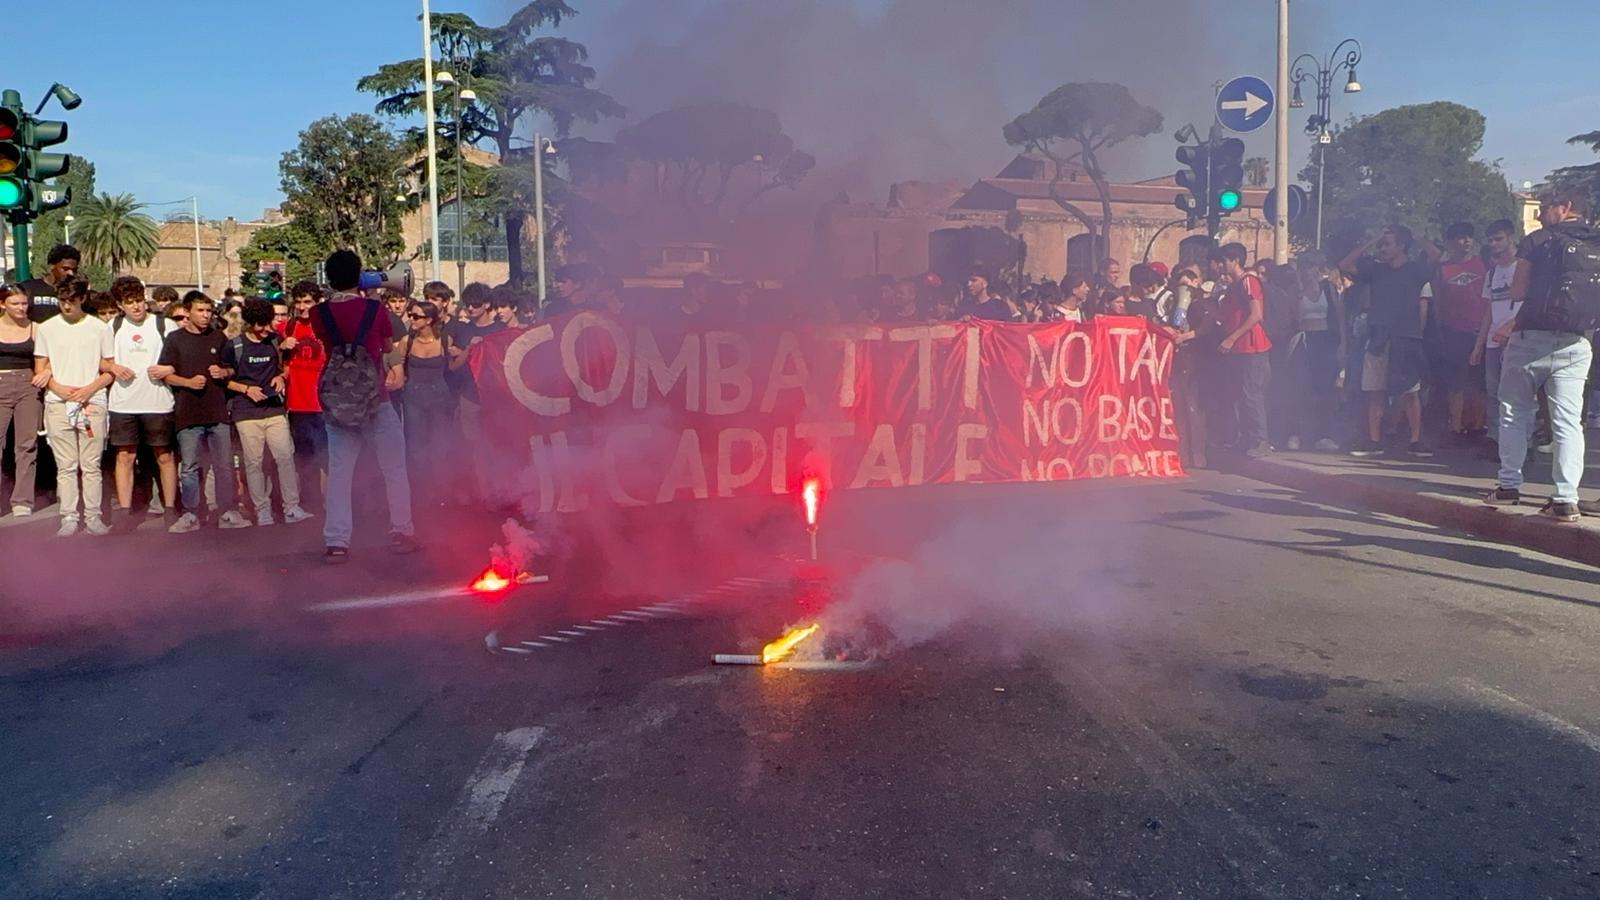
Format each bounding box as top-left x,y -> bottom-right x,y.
1485,185 -> 1600,521
309,250 -> 417,564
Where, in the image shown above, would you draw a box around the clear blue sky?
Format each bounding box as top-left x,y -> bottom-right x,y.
15,0 -> 1596,221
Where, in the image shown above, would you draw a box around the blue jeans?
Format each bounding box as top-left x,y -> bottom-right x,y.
1496,330 -> 1593,502
324,403 -> 413,549
176,423 -> 235,515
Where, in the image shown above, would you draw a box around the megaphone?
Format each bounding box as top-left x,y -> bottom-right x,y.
358,261 -> 414,295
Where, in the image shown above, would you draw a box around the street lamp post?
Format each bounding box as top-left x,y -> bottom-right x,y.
534,135 -> 554,309
421,0 -> 442,283
63,214 -> 73,244
435,69 -> 476,297
1291,39 -> 1363,250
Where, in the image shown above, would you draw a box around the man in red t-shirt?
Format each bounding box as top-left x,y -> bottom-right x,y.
307,252 -> 415,563
281,281 -> 329,509
1213,242 -> 1273,458
1431,221 -> 1488,436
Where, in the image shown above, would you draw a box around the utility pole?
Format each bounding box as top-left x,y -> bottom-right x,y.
534,133 -> 548,309
1273,0 -> 1291,264
421,0 -> 442,283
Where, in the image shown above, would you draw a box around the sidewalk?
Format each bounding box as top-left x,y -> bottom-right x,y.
1229,437 -> 1600,569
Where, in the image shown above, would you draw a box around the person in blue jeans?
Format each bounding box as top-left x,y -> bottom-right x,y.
1484,186 -> 1600,521
309,250 -> 416,563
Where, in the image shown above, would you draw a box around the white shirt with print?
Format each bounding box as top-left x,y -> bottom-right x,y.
1482,261 -> 1519,348
108,314 -> 178,414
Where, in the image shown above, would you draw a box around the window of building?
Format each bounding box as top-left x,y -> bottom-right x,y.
438,198 -> 509,263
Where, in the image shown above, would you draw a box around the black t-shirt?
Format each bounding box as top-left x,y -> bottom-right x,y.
158,327 -> 230,429
1352,257 -> 1433,341
221,333 -> 286,422
18,278 -> 62,324
444,319 -> 506,400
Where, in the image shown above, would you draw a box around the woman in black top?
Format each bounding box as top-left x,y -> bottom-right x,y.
399,301 -> 459,507
0,284 -> 49,516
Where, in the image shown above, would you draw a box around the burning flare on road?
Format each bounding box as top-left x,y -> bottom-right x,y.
761,623 -> 820,664
471,566 -> 514,594
802,479 -> 821,528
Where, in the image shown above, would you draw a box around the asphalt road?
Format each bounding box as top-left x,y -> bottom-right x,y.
3,471 -> 1599,899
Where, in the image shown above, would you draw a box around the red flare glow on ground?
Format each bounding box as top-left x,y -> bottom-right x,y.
471,567 -> 514,594
802,479 -> 821,527
761,623 -> 820,664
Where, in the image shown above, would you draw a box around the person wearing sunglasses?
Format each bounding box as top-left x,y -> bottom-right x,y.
399,301 -> 457,506
445,282 -> 504,504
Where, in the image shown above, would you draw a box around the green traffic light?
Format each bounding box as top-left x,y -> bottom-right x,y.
0,177 -> 23,209
1218,190 -> 1242,212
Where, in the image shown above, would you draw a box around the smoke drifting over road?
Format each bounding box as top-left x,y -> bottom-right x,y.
568,0 -> 1313,199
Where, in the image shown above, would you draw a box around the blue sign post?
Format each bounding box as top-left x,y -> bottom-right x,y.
1216,76 -> 1275,134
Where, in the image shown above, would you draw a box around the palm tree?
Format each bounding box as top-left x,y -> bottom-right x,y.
74,193 -> 160,273
1244,156 -> 1271,188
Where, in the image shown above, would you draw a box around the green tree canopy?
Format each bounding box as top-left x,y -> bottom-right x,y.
279,114 -> 408,266
1003,82 -> 1163,264
357,0 -> 624,286
1245,156 -> 1271,188
1547,130 -> 1600,221
30,159 -> 107,284
1303,101 -> 1513,257
73,192 -> 160,275
615,102 -> 816,216
238,219 -> 333,287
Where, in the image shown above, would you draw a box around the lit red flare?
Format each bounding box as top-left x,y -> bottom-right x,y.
802,479 -> 821,528
761,623 -> 820,664
470,566 -> 514,594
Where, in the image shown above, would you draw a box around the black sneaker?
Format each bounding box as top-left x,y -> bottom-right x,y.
1579,499 -> 1600,518
1483,486 -> 1521,506
389,532 -> 421,555
1349,439 -> 1383,457
1407,441 -> 1435,458
1244,442 -> 1273,459
324,546 -> 350,565
1538,500 -> 1580,523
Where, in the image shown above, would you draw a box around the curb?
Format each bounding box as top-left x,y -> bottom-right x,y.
1226,456 -> 1600,570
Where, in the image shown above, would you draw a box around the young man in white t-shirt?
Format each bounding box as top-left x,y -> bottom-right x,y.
102,276 -> 179,526
32,276 -> 114,537
1470,218 -> 1523,447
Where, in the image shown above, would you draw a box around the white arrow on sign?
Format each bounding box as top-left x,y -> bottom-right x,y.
1221,91 -> 1270,119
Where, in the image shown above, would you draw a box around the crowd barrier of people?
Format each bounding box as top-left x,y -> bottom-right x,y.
3,185 -> 1598,555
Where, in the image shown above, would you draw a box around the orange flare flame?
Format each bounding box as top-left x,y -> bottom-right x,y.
761,623 -> 820,664
802,479 -> 821,527
471,567 -> 513,593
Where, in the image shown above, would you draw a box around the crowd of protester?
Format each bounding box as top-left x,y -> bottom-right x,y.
3,185 -> 1598,552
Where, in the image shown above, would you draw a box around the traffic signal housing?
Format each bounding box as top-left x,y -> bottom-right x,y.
1211,137 -> 1246,221
0,100 -> 25,214
1174,141 -> 1211,230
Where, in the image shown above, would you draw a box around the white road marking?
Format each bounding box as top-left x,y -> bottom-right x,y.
519,641 -> 551,649
557,630 -> 587,638
395,727 -> 545,898
570,625 -> 603,632
498,646 -> 533,655
305,584 -> 464,613
1454,678 -> 1600,756
538,635 -> 571,643
590,618 -> 624,627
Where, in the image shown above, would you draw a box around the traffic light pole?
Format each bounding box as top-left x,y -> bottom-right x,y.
1273,0 -> 1291,264
11,220 -> 27,282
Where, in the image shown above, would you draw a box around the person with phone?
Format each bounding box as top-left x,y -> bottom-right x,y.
224,298 -> 312,527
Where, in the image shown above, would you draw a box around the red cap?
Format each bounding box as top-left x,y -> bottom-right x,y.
1148,262 -> 1171,279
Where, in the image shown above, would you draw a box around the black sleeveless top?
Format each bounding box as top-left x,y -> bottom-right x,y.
0,328 -> 33,371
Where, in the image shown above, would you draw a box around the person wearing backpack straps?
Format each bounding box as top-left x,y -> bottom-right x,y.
309,250 -> 417,563
1485,184 -> 1600,521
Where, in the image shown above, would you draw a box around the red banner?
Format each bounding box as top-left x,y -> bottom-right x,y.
471,313 -> 1183,512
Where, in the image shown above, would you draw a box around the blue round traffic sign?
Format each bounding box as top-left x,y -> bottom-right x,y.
1264,184 -> 1309,224
1216,76 -> 1275,134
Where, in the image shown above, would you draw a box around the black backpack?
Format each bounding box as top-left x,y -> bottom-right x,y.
315,299 -> 383,428
1521,222 -> 1600,332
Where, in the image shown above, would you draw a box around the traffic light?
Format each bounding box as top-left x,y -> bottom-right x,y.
0,97 -> 24,213
1211,137 -> 1246,219
1174,140 -> 1211,230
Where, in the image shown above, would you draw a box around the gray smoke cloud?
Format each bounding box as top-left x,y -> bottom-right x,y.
556,0 -> 1332,202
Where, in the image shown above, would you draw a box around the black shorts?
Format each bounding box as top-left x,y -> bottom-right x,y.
290,412 -> 327,462
1431,328 -> 1480,392
108,411 -> 176,448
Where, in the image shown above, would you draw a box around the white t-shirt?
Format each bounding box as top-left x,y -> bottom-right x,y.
1482,260 -> 1519,348
33,315 -> 113,405
108,314 -> 178,414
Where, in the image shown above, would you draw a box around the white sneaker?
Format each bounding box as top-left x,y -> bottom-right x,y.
218,510 -> 253,530
282,507 -> 315,524
84,519 -> 112,537
168,512 -> 201,534
1285,436 -> 1302,451
146,500 -> 164,516
256,513 -> 276,527
10,505 -> 30,517
56,519 -> 80,538
1313,438 -> 1341,452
